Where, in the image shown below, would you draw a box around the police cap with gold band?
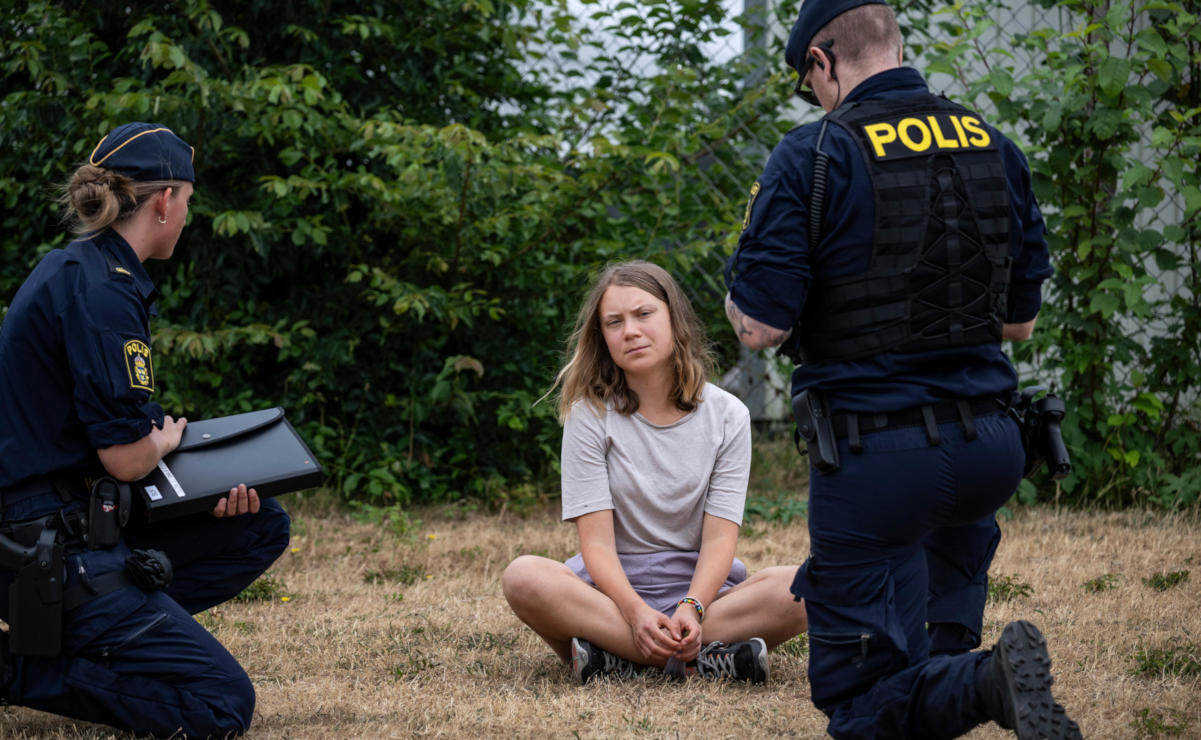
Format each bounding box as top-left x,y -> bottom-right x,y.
784,0 -> 889,72
88,122 -> 195,183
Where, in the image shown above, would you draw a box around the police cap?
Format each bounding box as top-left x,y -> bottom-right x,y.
785,0 -> 890,71
87,122 -> 195,183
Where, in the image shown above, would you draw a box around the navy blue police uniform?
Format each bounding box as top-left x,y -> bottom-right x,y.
0,123 -> 290,737
724,7 -> 1053,739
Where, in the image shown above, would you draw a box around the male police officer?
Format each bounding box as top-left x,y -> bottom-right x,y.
724,1 -> 1082,738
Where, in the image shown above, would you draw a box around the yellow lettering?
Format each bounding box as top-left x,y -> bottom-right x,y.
863,123 -> 897,158
897,118 -> 932,152
928,116 -> 959,149
961,116 -> 991,147
949,116 -> 970,147
125,340 -> 149,357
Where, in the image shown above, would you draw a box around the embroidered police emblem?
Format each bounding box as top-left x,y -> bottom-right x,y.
742,181 -> 761,230
123,339 -> 154,392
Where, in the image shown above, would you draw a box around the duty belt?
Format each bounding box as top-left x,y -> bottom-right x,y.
832,395 -> 1006,452
0,474 -> 79,517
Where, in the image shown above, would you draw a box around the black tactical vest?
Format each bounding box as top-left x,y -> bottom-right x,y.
797,94 -> 1012,363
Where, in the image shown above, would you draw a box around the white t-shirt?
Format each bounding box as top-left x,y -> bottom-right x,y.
560,382 -> 751,554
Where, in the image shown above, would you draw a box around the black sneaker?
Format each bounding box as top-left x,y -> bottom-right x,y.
690,638 -> 769,684
571,637 -> 637,683
978,620 -> 1082,739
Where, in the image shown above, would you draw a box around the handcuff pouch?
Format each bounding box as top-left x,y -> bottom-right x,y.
87,477 -> 130,549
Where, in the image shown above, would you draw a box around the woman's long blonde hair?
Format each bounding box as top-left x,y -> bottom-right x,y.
553,261 -> 714,421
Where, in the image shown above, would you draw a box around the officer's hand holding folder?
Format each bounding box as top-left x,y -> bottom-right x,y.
136,407 -> 323,522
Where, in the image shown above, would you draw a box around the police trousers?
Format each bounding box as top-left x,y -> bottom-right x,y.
791,411 -> 1022,739
1,492 -> 291,738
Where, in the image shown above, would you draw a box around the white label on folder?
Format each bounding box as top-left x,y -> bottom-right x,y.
144,485 -> 163,501
157,459 -> 187,498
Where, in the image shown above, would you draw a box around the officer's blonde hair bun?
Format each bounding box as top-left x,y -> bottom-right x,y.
60,163 -> 183,234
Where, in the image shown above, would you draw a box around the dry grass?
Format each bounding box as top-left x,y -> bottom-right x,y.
3,490 -> 1200,738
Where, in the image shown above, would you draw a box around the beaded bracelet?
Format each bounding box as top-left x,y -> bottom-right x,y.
677,596 -> 704,622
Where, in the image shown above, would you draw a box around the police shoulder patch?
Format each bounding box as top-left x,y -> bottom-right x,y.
742,181 -> 761,230
123,339 -> 154,392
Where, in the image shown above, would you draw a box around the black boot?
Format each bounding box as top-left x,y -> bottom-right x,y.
976,620 -> 1083,739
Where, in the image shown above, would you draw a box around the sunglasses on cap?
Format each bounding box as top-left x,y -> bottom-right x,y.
793,40 -> 835,106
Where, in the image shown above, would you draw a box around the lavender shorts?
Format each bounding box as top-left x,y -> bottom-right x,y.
564,550 -> 748,614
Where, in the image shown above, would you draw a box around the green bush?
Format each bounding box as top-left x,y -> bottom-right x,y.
1,0 -> 786,506
925,0 -> 1201,507
8,0 -> 1197,510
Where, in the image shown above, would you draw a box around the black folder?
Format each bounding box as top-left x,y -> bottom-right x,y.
135,407 -> 323,522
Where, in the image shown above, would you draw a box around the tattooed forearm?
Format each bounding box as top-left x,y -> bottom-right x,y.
724,294 -> 793,349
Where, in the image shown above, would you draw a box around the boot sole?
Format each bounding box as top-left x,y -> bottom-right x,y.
996,621 -> 1083,740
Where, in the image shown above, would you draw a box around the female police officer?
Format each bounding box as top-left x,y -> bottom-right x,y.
724,1 -> 1081,738
0,122 -> 290,737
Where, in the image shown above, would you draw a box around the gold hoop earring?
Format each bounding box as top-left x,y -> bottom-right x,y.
158,216 -> 167,224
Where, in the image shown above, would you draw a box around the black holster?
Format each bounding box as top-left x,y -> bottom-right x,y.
1008,387 -> 1072,480
792,389 -> 840,473
4,520 -> 64,656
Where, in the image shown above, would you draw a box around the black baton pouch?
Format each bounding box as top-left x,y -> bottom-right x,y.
88,477 -> 130,550
8,527 -> 64,656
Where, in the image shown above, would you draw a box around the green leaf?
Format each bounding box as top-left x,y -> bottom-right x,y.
1041,103 -> 1062,131
989,67 -> 1014,97
1132,393 -> 1164,417
1163,156 -> 1185,185
1151,126 -> 1174,148
1089,108 -> 1123,139
1089,292 -> 1120,318
1121,163 -> 1153,189
1183,186 -> 1201,217
1104,2 -> 1126,31
1147,57 -> 1174,82
1123,282 -> 1145,312
1136,27 -> 1168,57
1098,57 -> 1130,98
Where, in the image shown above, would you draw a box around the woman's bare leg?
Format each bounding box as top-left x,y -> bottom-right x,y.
501,555 -> 666,666
702,565 -> 807,648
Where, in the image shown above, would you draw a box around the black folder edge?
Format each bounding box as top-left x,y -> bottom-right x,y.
175,406 -> 285,452
136,409 -> 324,522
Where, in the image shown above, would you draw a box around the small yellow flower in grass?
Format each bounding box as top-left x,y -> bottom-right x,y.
425,575 -> 433,580
426,533 -> 437,540
290,547 -> 300,553
280,596 -> 291,602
